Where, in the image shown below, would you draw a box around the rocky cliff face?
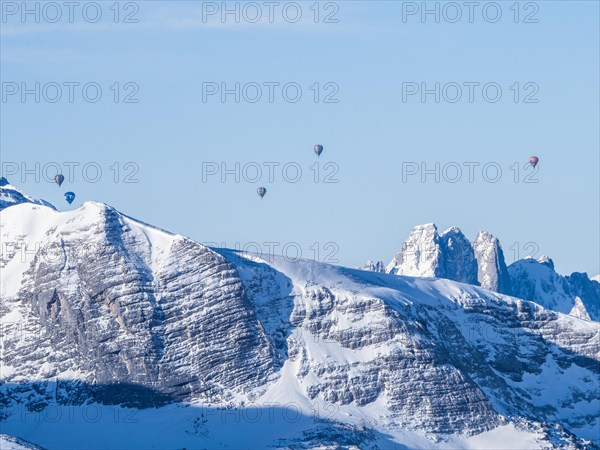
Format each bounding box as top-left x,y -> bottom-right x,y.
385,226 -> 599,324
566,272 -> 600,321
211,253 -> 600,445
386,224 -> 479,285
473,230 -> 512,294
440,226 -> 479,285
1,201 -> 276,406
386,223 -> 444,277
508,256 -> 599,322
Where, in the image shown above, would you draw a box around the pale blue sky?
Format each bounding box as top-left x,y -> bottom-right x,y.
1,1 -> 599,276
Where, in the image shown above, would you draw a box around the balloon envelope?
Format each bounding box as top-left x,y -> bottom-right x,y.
314,145 -> 323,157
54,174 -> 64,186
64,191 -> 76,205
257,187 -> 267,198
529,156 -> 539,168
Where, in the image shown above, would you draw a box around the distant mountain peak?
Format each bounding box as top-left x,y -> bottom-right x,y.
536,254 -> 555,269
0,178 -> 55,211
386,222 -> 443,278
508,258 -> 599,321
441,225 -> 461,234
386,223 -> 478,285
363,260 -> 385,272
473,231 -> 511,294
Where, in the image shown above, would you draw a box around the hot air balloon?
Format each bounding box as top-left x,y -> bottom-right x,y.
314,144 -> 323,157
54,174 -> 64,187
64,191 -> 76,205
257,187 -> 267,198
529,156 -> 539,168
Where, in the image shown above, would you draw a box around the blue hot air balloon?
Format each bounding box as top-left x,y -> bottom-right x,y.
257,187 -> 267,198
54,174 -> 64,187
314,144 -> 324,157
64,191 -> 76,205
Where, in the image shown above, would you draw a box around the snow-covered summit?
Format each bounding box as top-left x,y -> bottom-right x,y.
473,230 -> 511,294
508,256 -> 600,321
386,223 -> 443,277
386,223 -> 479,285
535,254 -> 555,269
363,259 -> 385,272
0,177 -> 55,211
384,224 -> 598,322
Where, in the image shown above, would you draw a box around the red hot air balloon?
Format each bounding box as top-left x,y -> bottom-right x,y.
529,156 -> 539,168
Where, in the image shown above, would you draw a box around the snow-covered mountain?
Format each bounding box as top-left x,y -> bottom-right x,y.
440,226 -> 479,285
385,224 -> 599,322
508,256 -> 600,322
0,435 -> 44,450
473,230 -> 512,294
1,200 -> 275,404
0,177 -> 55,211
1,181 -> 599,449
386,223 -> 444,278
363,260 -> 385,272
385,224 -> 480,286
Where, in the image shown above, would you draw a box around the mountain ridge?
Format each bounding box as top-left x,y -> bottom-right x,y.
379,223 -> 599,322
1,180 -> 598,449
